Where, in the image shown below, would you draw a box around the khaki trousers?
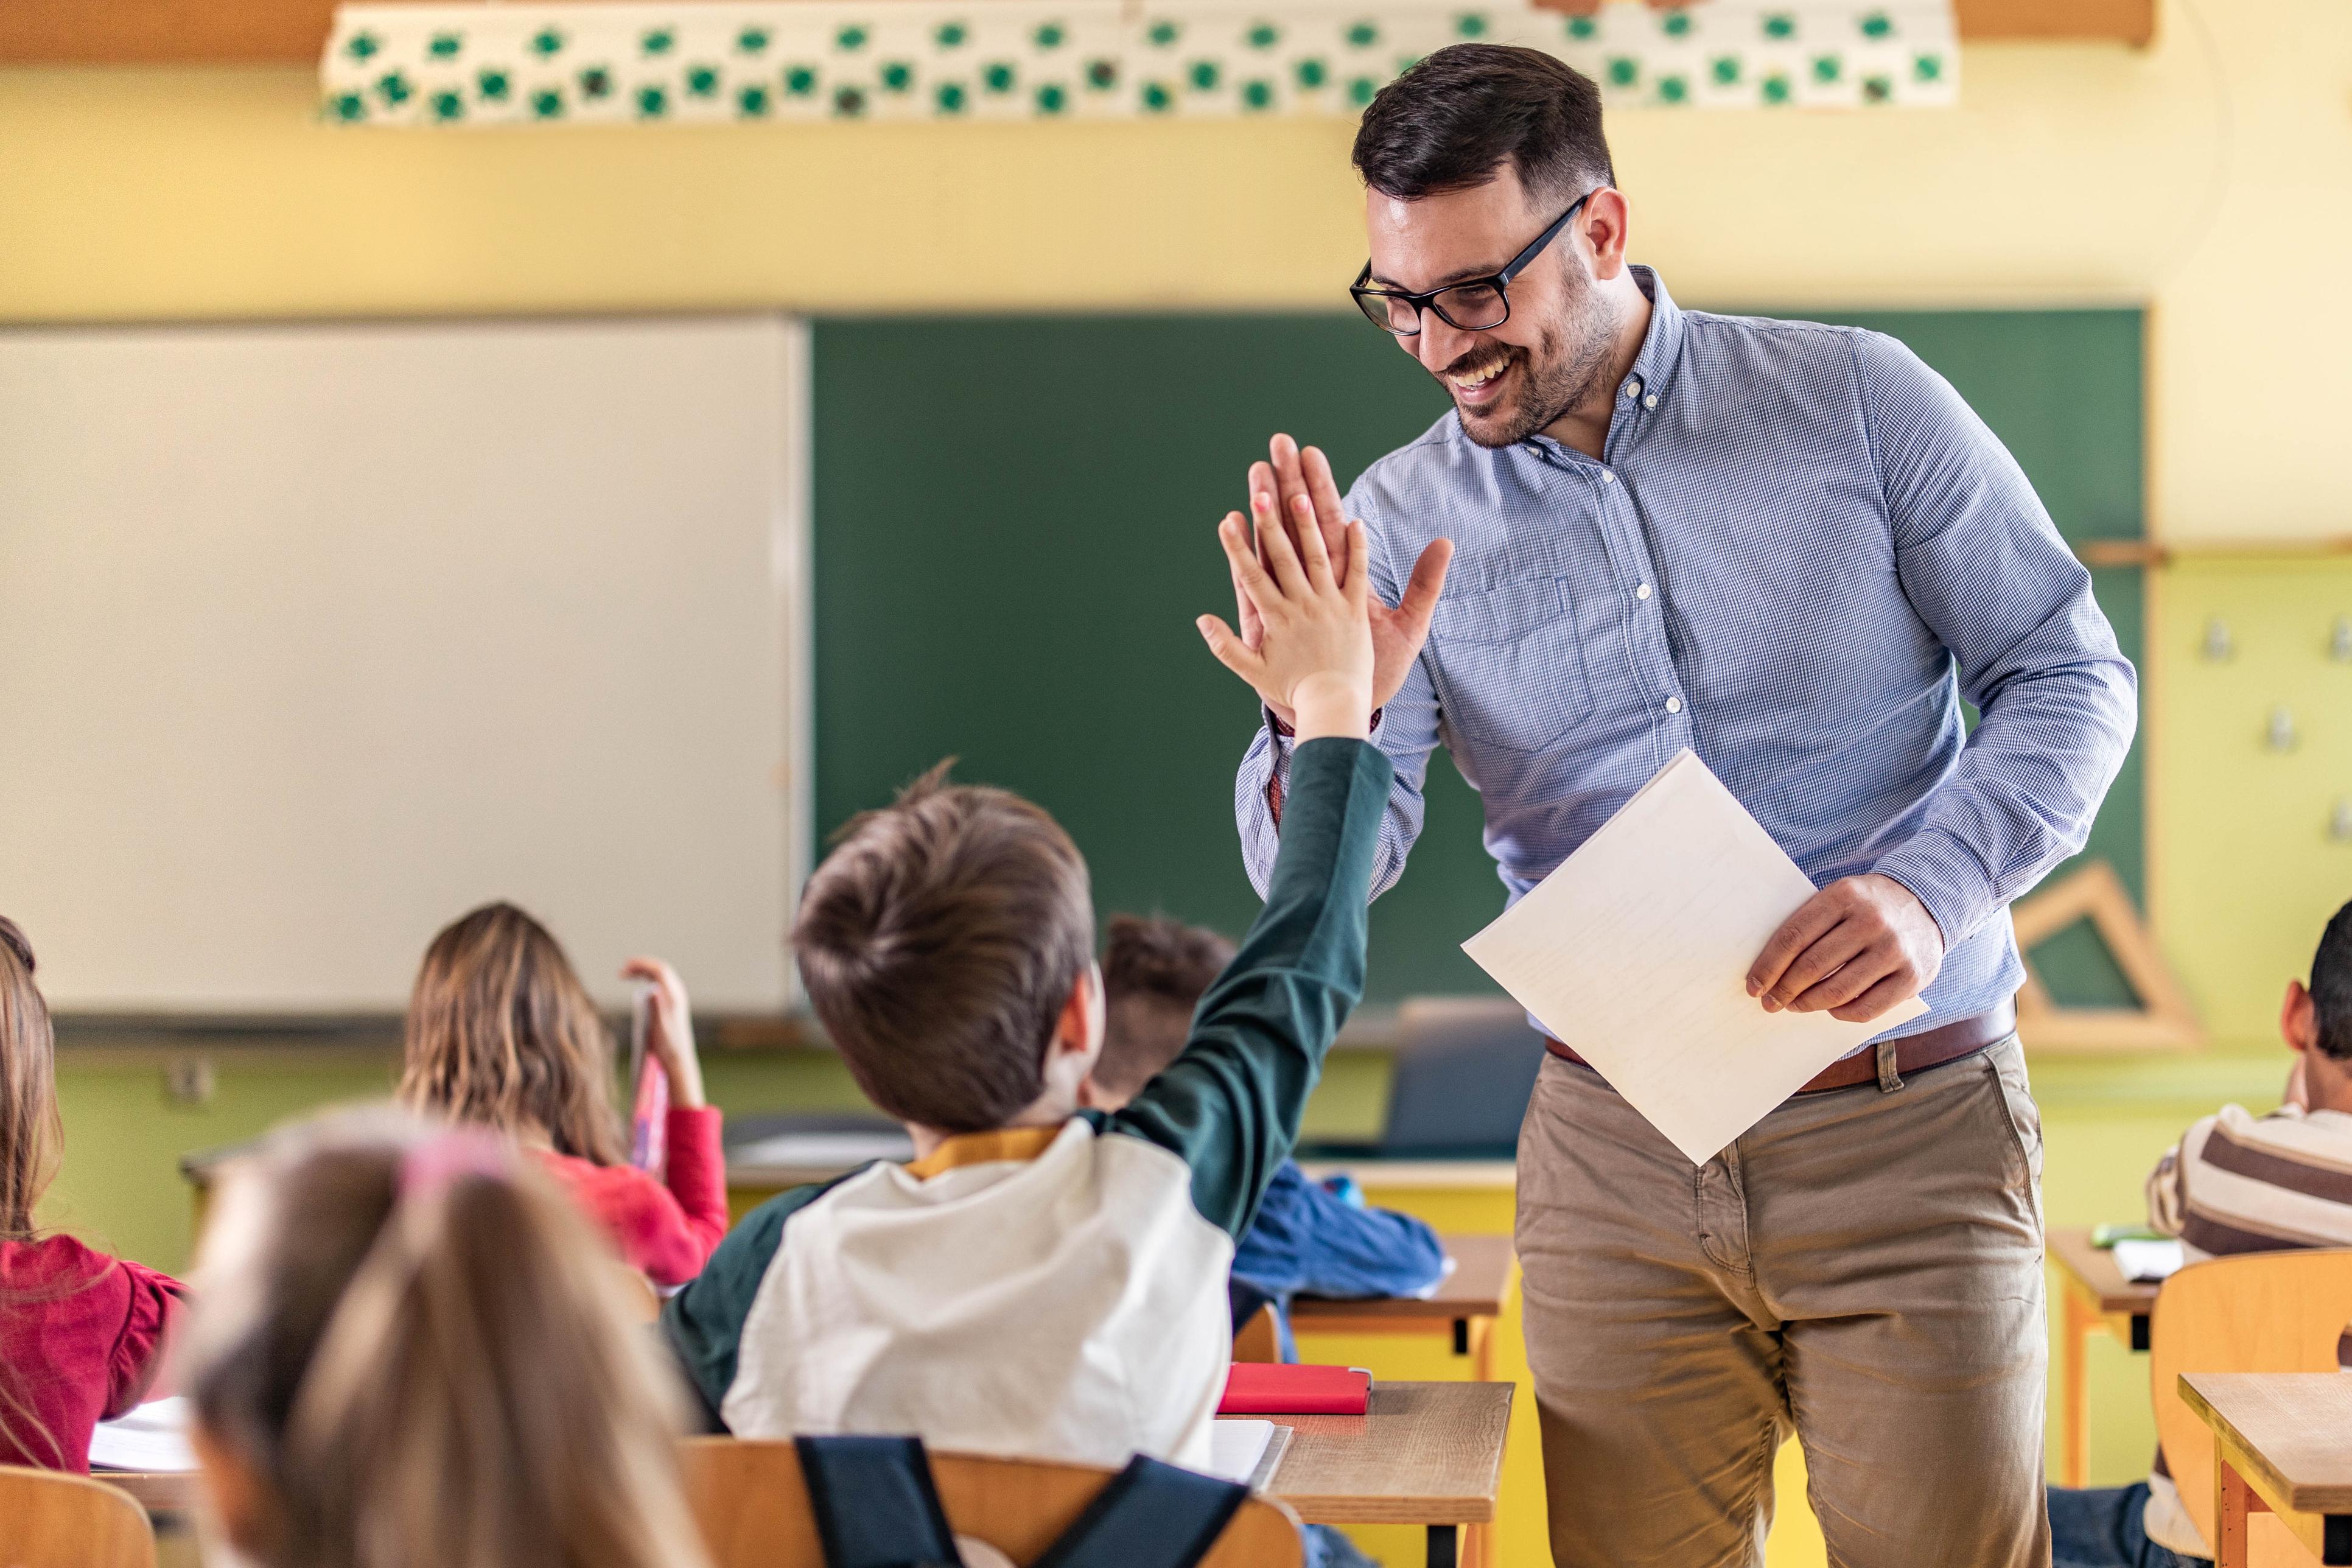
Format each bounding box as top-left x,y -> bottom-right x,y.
1514,1036 -> 2049,1568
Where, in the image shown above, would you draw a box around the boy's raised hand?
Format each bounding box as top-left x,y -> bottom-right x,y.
1197,489 -> 1376,742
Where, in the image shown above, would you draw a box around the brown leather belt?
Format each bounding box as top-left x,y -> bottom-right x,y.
1545,996 -> 2018,1096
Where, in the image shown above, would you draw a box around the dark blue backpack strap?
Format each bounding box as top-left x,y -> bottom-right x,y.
793,1435 -> 962,1568
1030,1455 -> 1251,1568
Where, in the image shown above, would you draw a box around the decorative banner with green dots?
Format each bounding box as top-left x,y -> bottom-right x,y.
320,0 -> 1956,127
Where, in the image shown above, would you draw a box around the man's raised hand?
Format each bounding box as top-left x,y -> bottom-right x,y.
1198,499 -> 1374,743
1236,435 -> 1453,724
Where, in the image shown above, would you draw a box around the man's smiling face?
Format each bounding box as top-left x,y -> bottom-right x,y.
1364,167 -> 1621,449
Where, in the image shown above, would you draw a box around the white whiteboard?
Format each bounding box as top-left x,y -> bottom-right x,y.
0,317 -> 807,1012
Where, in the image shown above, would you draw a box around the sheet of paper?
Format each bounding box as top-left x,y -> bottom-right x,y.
730,1130 -> 914,1167
1461,749 -> 1928,1166
2113,1238 -> 2186,1284
1205,1418 -> 1276,1485
89,1395 -> 197,1473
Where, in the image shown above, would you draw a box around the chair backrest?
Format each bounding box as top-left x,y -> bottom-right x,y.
1233,1303 -> 1281,1363
2151,1248 -> 2352,1563
0,1466 -> 159,1568
681,1438 -> 1304,1568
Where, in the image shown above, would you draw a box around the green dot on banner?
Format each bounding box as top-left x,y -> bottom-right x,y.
432,88 -> 464,120
1710,54 -> 1740,83
1148,20 -> 1181,47
1189,58 -> 1220,90
833,85 -> 866,117
1863,74 -> 1892,102
937,80 -> 968,112
1296,57 -> 1327,88
531,27 -> 564,57
1566,15 -> 1597,40
477,68 -> 510,100
642,28 -> 674,55
1913,52 -> 1943,80
1242,78 -> 1273,109
1657,74 -> 1688,103
428,32 -> 463,59
1349,74 -> 1379,105
936,22 -> 968,47
1247,21 -> 1280,48
882,61 -> 914,91
1861,10 -> 1894,37
984,60 -> 1017,92
738,27 -> 771,52
1346,20 -> 1380,47
331,92 -> 366,121
1141,80 -> 1173,111
1812,52 -> 1841,82
1761,72 -> 1790,103
688,65 -> 720,96
1661,10 -> 1692,37
1037,82 -> 1068,113
1454,13 -> 1488,38
1034,21 -> 1066,48
376,71 -> 411,105
637,85 -> 668,116
1606,55 -> 1638,86
836,25 -> 868,51
785,65 -> 819,96
739,83 -> 771,114
532,86 -> 564,117
1763,13 -> 1795,40
1086,57 -> 1119,89
579,67 -> 613,100
346,31 -> 380,60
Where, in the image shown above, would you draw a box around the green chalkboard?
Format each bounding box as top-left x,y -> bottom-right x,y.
811,308 -> 2144,1004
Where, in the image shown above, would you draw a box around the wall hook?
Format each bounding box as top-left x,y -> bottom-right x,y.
2334,800 -> 2352,842
2202,617 -> 2235,662
2333,615 -> 2352,662
2268,705 -> 2299,752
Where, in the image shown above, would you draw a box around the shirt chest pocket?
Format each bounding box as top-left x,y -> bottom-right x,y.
1427,576 -> 1595,754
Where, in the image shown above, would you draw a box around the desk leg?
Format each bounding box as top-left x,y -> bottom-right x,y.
1469,1314 -> 1494,1384
2062,1286 -> 2093,1488
1426,1524 -> 1458,1568
2214,1458 -> 2258,1568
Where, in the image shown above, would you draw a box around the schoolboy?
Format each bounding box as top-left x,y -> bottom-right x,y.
2048,898 -> 2352,1568
1082,912 -> 1446,1360
663,509 -> 1416,1473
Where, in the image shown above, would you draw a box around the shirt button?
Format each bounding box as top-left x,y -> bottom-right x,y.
1625,377 -> 1643,399
1601,471 -> 1615,484
1643,394 -> 1659,410
1665,696 -> 1683,714
1636,583 -> 1652,600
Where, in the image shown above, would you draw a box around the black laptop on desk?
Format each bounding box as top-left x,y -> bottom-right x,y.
1294,996 -> 1547,1161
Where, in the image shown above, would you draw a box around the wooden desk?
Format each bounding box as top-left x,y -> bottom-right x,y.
96,1471 -> 200,1514
1292,1234 -> 1519,1382
2051,1225 -> 2160,1487
1226,1380 -> 1513,1568
2180,1372 -> 2352,1567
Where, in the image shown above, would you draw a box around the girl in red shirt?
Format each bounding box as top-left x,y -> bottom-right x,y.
0,915 -> 187,1472
396,904 -> 726,1288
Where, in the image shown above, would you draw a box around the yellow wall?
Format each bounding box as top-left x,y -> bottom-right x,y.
4,2 -> 2348,1014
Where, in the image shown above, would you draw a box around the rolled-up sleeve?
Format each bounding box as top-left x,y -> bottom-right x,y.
1857,334 -> 2139,944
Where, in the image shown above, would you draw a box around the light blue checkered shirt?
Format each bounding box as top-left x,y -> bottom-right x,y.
1236,268 -> 2138,1043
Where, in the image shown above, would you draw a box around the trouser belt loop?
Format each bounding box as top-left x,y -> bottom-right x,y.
1875,1037 -> 1904,1093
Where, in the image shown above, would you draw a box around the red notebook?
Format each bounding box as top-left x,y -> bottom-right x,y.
1218,1363 -> 1373,1416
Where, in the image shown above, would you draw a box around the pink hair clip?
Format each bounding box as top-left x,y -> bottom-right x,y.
397,1129 -> 513,1202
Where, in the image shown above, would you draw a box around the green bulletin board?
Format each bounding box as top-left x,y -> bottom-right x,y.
811,308 -> 2144,1003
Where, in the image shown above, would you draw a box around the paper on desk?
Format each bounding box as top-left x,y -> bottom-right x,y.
1461,749 -> 1928,1166
2113,1238 -> 2185,1284
89,1395 -> 197,1473
1206,1419 -> 1276,1485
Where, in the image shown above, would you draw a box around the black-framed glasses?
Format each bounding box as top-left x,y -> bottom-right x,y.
1349,193 -> 1592,337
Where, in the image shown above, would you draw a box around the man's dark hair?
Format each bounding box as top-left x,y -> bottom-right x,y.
1094,915 -> 1238,1099
2312,899 -> 2352,1061
1352,44 -> 1615,207
793,761 -> 1096,1132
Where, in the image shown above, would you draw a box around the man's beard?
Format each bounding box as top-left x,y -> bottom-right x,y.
1441,283 -> 1622,450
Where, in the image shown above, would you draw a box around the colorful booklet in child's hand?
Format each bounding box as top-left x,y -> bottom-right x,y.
1218,1363 -> 1373,1416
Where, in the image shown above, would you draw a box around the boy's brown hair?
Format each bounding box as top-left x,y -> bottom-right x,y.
793,763 -> 1095,1132
1096,915 -> 1238,1099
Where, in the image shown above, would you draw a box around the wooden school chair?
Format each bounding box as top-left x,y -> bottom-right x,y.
681,1437 -> 1304,1568
2151,1248 -> 2352,1568
0,1465 -> 159,1568
1234,1302 -> 1282,1363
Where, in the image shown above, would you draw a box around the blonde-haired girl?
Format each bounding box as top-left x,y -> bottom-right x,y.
182,1112 -> 713,1568
397,903 -> 726,1286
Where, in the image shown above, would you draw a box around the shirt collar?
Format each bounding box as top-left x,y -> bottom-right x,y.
1621,264 -> 1685,412
903,1122 -> 1065,1179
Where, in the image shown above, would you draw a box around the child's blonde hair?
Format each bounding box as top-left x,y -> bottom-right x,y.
397,903 -> 624,1165
182,1111 -> 710,1568
0,916 -> 59,1239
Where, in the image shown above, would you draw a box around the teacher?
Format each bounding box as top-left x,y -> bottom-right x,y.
1218,44 -> 2136,1568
